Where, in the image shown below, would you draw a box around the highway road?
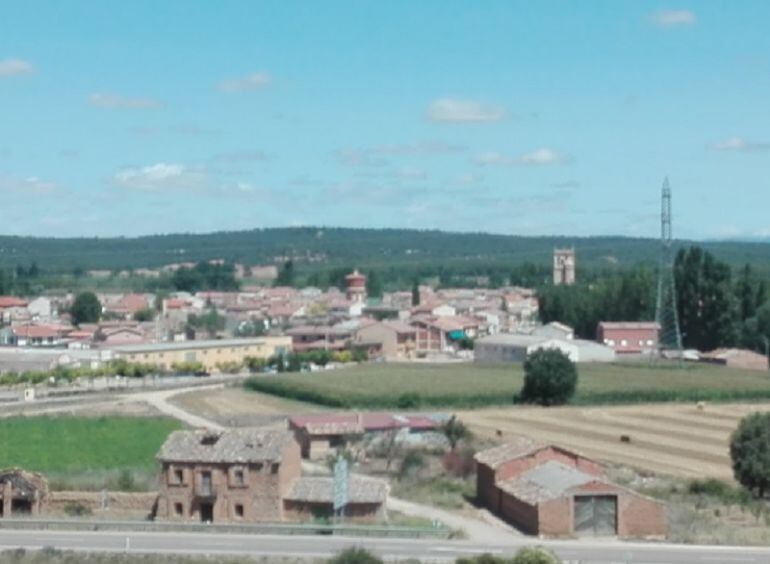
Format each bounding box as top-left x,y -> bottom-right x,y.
1,529 -> 770,563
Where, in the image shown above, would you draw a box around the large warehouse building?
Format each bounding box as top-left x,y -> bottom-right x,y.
110,336 -> 291,372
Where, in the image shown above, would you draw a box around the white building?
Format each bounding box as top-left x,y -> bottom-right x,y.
474,334 -> 614,364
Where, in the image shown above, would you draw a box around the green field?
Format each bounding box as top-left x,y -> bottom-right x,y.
0,416 -> 181,489
244,362 -> 770,409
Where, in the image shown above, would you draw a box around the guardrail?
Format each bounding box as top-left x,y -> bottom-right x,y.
0,518 -> 452,539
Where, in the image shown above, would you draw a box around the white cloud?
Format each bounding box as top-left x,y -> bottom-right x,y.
427,98 -> 505,123
456,172 -> 484,185
0,58 -> 33,77
394,167 -> 428,180
710,137 -> 770,153
213,150 -> 269,163
114,163 -> 206,192
474,148 -> 568,166
0,174 -> 57,194
650,9 -> 696,27
217,73 -> 271,93
370,141 -> 466,155
90,93 -> 163,109
334,149 -> 386,167
518,148 -> 566,165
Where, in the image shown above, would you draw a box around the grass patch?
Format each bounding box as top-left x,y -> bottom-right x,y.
390,476 -> 475,510
244,362 -> 770,409
0,416 -> 181,489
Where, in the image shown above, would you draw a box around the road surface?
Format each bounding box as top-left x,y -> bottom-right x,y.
1,529 -> 769,563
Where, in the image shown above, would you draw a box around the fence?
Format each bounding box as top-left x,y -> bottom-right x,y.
0,517 -> 452,539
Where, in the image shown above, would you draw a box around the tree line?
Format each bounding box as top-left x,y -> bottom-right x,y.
540,245 -> 770,353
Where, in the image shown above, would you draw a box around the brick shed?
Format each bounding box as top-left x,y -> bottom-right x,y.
475,439 -> 666,538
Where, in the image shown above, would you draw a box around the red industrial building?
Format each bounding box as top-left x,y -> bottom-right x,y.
596,322 -> 660,355
474,438 -> 666,538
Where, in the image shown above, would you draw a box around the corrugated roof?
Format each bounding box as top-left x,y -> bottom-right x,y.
498,460 -> 596,504
157,428 -> 294,464
474,437 -> 545,468
285,476 -> 388,504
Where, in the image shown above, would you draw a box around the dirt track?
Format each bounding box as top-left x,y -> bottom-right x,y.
459,402 -> 770,480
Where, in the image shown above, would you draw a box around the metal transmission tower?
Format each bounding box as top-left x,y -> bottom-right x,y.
655,177 -> 683,356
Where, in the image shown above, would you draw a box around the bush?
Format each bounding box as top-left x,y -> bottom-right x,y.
397,392 -> 421,409
327,547 -> 383,564
115,469 -> 136,491
443,448 -> 476,478
730,412 -> 770,497
398,450 -> 426,480
511,547 -> 559,564
63,502 -> 92,517
688,478 -> 753,505
519,348 -> 577,406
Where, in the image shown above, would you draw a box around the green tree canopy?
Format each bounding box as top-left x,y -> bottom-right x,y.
70,292 -> 102,325
675,246 -> 737,351
730,412 -> 770,498
275,260 -> 295,287
519,348 -> 578,406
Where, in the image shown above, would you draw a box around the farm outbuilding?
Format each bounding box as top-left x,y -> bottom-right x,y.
474,439 -> 666,538
474,334 -> 614,364
0,469 -> 49,518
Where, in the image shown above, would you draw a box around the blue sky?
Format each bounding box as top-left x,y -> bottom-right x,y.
1,1 -> 769,239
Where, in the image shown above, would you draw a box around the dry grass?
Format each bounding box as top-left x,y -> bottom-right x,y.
460,402 -> 770,480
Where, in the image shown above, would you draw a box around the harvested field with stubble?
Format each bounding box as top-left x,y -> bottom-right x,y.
460,402 -> 770,480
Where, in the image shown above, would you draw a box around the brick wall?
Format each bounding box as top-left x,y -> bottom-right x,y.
493,447 -> 603,483
157,439 -> 302,524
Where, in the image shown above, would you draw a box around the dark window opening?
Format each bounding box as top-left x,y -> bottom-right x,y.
11,499 -> 32,515
271,463 -> 279,474
234,469 -> 245,485
234,503 -> 244,518
200,502 -> 213,523
200,471 -> 213,496
174,502 -> 183,516
173,468 -> 184,484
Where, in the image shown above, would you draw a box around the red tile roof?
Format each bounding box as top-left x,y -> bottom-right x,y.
0,296 -> 28,309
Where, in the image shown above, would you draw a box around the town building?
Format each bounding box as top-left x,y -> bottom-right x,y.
597,322 -> 659,355
110,336 -> 291,372
531,322 -> 574,341
553,249 -> 576,286
474,334 -> 615,364
344,270 -> 367,304
156,428 -> 387,523
354,320 -> 417,360
474,439 -> 666,538
288,413 -> 439,460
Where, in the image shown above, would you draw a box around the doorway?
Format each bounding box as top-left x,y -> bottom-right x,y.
199,502 -> 214,523
574,495 -> 617,536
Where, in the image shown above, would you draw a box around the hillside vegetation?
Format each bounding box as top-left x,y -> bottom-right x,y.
2,227 -> 770,272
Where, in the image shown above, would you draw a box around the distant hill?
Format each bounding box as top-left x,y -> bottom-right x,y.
1,227 -> 770,273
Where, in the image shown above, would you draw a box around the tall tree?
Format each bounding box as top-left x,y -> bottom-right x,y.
275,260 -> 295,287
70,292 -> 102,325
366,270 -> 383,299
675,246 -> 737,351
411,280 -> 420,306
